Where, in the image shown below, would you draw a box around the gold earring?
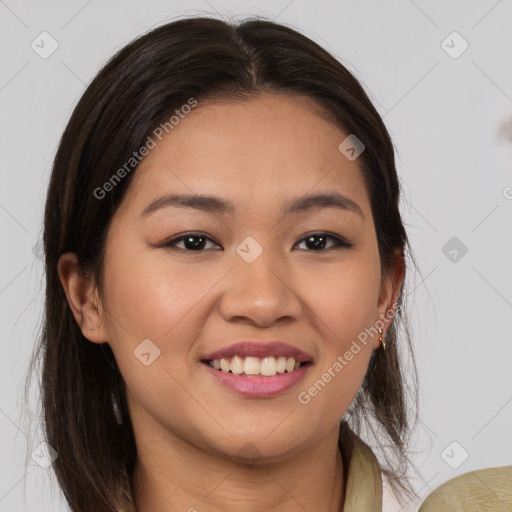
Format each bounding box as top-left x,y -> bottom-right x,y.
378,327 -> 386,351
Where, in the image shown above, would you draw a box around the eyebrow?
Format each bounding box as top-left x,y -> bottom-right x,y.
140,191 -> 364,219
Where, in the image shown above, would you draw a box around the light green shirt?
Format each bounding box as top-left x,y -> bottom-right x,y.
342,431 -> 512,511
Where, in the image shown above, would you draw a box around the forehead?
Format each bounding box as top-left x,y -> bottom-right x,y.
121,93 -> 371,220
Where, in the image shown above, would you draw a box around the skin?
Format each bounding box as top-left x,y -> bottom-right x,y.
58,93 -> 404,512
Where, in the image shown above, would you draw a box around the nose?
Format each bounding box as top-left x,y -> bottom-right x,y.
217,250 -> 303,327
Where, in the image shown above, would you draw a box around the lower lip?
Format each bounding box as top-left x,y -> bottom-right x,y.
201,362 -> 311,398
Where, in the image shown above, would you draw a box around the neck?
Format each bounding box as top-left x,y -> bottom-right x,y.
131,423 -> 345,512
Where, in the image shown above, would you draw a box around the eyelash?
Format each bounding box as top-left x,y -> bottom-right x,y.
161,232 -> 353,252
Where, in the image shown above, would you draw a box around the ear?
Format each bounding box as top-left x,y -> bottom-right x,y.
57,252 -> 109,343
374,248 -> 405,350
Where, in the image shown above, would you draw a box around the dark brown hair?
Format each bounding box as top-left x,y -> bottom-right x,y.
24,15 -> 419,511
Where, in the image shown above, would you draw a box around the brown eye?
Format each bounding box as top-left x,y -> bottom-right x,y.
295,233 -> 353,251
160,231 -> 353,252
162,232 -> 221,251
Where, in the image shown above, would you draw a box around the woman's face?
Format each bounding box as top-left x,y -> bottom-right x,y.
82,93 -> 402,462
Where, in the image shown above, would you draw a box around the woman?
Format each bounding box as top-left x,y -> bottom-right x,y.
26,16 -> 421,511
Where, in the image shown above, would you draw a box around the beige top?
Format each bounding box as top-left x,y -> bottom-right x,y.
341,429 -> 512,511
418,465 -> 512,511
341,431 -> 383,511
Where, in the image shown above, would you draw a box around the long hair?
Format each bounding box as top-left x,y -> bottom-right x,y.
23,15 -> 420,511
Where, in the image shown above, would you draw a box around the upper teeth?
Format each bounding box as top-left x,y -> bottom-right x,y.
208,356 -> 302,377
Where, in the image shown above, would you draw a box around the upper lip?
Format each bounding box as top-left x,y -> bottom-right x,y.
201,341 -> 314,363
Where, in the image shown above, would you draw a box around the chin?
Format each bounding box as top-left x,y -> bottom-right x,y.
201,430 -> 311,466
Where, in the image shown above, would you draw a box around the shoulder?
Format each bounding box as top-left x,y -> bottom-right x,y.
418,465 -> 512,511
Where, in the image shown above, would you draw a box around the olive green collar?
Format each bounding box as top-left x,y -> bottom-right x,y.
341,432 -> 383,511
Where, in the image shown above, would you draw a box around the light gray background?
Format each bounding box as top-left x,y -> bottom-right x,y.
1,1 -> 511,511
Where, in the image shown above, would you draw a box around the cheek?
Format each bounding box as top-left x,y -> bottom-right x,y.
100,248 -> 216,425
296,347 -> 372,436
295,258 -> 380,415
101,243 -> 214,342
306,256 -> 381,347
100,242 -> 230,389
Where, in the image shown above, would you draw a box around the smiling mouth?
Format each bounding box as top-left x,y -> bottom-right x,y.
202,356 -> 311,377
